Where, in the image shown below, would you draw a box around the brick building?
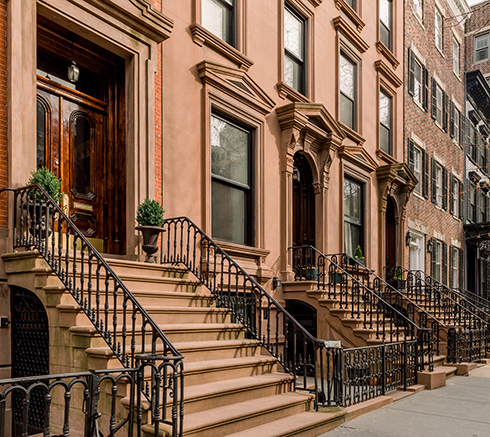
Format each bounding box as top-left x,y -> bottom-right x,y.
404,0 -> 469,288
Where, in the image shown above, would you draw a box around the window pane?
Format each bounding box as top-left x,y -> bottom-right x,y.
36,101 -> 46,170
344,179 -> 361,223
345,0 -> 356,10
211,116 -> 250,186
202,0 -> 232,43
414,147 -> 422,194
380,91 -> 391,126
414,60 -> 422,103
212,181 -> 246,245
344,222 -> 361,257
284,54 -> 301,91
380,125 -> 391,154
284,7 -> 304,60
73,116 -> 91,195
340,54 -> 355,99
340,94 -> 354,129
380,0 -> 391,49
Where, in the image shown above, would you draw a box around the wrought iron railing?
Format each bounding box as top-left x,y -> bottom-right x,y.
447,326 -> 489,363
292,246 -> 438,365
0,355 -> 181,437
456,287 -> 490,315
1,185 -> 184,435
342,340 -> 418,407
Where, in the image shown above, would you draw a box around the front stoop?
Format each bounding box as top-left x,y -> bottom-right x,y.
418,366 -> 456,390
443,362 -> 478,376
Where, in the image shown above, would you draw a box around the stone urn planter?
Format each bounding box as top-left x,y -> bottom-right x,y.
136,226 -> 164,263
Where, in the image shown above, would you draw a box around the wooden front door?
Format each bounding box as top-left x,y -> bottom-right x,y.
293,154 -> 316,247
386,198 -> 397,267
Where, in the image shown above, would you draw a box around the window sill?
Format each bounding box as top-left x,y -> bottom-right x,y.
376,148 -> 397,164
412,97 -> 425,112
453,71 -> 462,82
338,121 -> 366,146
190,23 -> 253,71
334,0 -> 365,31
436,45 -> 445,58
413,11 -> 424,29
452,215 -> 462,222
376,41 -> 399,69
276,81 -> 310,103
413,191 -> 425,200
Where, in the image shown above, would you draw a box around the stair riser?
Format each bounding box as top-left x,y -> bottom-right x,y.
132,294 -> 214,308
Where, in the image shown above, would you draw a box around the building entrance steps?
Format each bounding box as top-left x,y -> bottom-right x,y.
320,362 -> 490,436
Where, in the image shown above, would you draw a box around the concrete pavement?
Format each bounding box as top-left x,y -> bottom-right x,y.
319,364 -> 490,437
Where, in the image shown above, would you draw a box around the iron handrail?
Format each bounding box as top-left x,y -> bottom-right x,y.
455,287 -> 490,313
1,185 -> 184,405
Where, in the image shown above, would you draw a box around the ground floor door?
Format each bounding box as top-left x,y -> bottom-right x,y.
385,198 -> 396,268
292,153 -> 315,247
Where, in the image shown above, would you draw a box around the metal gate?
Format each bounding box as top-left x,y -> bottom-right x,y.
11,286 -> 49,435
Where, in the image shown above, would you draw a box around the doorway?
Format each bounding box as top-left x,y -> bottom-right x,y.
385,197 -> 396,268
36,20 -> 126,254
292,153 -> 316,247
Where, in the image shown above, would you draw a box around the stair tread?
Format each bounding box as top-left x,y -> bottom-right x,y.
181,392 -> 313,432
225,410 -> 345,437
70,322 -> 244,334
184,355 -> 277,373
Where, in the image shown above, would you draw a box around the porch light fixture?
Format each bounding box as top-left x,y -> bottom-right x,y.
292,166 -> 300,182
427,238 -> 433,253
67,61 -> 79,83
405,231 -> 412,247
272,277 -> 282,289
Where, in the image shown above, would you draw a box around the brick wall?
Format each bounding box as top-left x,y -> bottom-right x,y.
404,0 -> 466,277
465,1 -> 490,75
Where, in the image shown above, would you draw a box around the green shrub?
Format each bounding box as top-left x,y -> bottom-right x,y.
354,245 -> 364,259
28,167 -> 63,204
136,199 -> 165,227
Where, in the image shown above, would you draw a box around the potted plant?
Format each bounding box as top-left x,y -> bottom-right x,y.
136,199 -> 165,263
302,266 -> 318,281
390,267 -> 406,290
26,167 -> 63,238
350,245 -> 366,267
329,268 -> 343,284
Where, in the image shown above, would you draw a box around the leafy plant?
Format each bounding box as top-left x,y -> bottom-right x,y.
354,245 -> 364,259
393,267 -> 403,280
136,199 -> 165,227
28,167 -> 63,204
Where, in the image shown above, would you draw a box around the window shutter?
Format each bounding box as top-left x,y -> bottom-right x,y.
429,238 -> 435,277
459,180 -> 464,220
449,246 -> 454,288
431,157 -> 437,203
443,92 -> 449,132
442,242 -> 448,285
450,101 -> 455,138
423,67 -> 429,111
459,112 -> 465,146
443,167 -> 448,210
431,78 -> 437,120
408,48 -> 415,96
423,150 -> 430,199
449,174 -> 454,215
459,248 -> 464,289
408,139 -> 415,172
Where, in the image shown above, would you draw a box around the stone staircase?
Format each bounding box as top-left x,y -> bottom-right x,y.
2,251 -> 346,437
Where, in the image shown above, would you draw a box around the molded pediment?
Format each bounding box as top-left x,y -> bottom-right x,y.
339,145 -> 378,173
197,61 -> 275,115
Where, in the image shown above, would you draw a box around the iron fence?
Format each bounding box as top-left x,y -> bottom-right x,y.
447,326 -> 489,364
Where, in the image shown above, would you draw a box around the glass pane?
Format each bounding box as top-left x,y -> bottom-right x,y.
202,0 -> 230,42
212,181 -> 246,245
211,116 -> 250,186
380,91 -> 391,126
340,54 -> 355,98
284,54 -> 302,91
284,7 -> 304,60
380,125 -> 391,154
73,116 -> 91,195
380,23 -> 391,49
345,0 -> 356,10
344,222 -> 361,257
340,94 -> 354,129
344,179 -> 361,223
380,0 -> 391,29
36,101 -> 46,170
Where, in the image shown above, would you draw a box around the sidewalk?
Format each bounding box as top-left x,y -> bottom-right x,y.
319,365 -> 490,437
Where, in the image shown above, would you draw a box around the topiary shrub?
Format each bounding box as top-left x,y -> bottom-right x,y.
136,199 -> 165,227
28,167 -> 63,204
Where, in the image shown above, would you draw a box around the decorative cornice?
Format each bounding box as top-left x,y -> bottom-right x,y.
276,82 -> 311,103
339,145 -> 377,172
197,61 -> 275,115
338,121 -> 365,146
333,16 -> 369,53
375,60 -> 403,88
376,41 -> 400,70
334,0 -> 365,32
191,24 -> 253,71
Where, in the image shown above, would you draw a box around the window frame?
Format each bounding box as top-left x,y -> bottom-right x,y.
210,111 -> 255,246
284,3 -> 307,96
435,7 -> 443,52
339,51 -> 358,131
379,88 -> 392,155
475,32 -> 489,63
344,176 -> 364,258
379,0 -> 392,51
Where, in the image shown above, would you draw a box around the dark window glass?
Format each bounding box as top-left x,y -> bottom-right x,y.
211,114 -> 253,245
344,178 -> 363,257
73,116 -> 91,195
36,100 -> 46,169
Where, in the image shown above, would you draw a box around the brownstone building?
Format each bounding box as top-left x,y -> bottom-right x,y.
404,0 -> 469,288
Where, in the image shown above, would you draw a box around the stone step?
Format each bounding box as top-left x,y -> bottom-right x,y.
142,392 -> 315,437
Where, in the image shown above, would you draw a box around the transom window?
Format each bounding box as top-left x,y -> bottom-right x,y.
379,90 -> 392,155
453,37 -> 460,75
475,33 -> 489,62
340,53 -> 356,130
435,8 -> 443,51
202,0 -> 235,46
380,0 -> 392,50
413,0 -> 423,21
284,5 -> 306,95
344,178 -> 363,257
211,113 -> 253,246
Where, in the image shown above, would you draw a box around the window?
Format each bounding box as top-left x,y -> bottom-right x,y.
413,145 -> 422,194
451,175 -> 459,217
344,178 -> 363,257
453,37 -> 460,75
452,105 -> 460,143
340,53 -> 356,130
436,85 -> 442,126
379,90 -> 392,155
475,33 -> 489,62
470,183 -> 476,223
211,114 -> 253,246
413,57 -> 423,105
380,0 -> 392,50
430,239 -> 445,283
450,246 -> 459,288
284,5 -> 306,95
435,163 -> 442,205
413,0 -> 423,21
345,0 -> 356,10
409,232 -> 425,271
202,0 -> 235,46
408,49 -> 428,110
431,80 -> 444,127
435,8 -> 443,52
